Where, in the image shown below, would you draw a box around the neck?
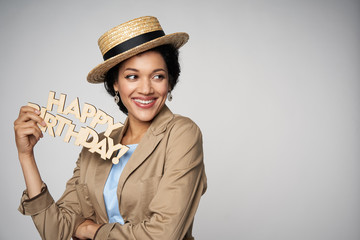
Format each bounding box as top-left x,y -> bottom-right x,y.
121,117 -> 151,145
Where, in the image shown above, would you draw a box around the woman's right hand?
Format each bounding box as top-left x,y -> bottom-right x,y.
14,106 -> 46,158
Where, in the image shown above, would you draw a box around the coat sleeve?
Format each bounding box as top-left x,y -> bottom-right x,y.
94,118 -> 207,240
18,152 -> 86,240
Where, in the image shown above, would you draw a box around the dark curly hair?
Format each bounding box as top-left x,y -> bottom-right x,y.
104,44 -> 180,114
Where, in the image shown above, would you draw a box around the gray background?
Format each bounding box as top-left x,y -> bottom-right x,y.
1,0 -> 359,239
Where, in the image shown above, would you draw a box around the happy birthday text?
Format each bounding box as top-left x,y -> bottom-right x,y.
28,91 -> 128,164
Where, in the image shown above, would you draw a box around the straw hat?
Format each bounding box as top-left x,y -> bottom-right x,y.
87,16 -> 189,83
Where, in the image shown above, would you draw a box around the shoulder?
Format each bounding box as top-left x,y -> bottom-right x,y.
161,114 -> 204,169
168,114 -> 202,138
165,114 -> 203,157
172,114 -> 199,126
150,106 -> 202,140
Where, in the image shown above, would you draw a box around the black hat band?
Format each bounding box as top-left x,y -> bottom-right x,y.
103,30 -> 165,61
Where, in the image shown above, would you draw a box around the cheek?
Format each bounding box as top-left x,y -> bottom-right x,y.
160,81 -> 170,95
118,81 -> 134,95
158,89 -> 168,99
160,85 -> 169,96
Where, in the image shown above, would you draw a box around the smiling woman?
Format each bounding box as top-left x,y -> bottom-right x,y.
114,51 -> 169,130
104,44 -> 181,115
14,16 -> 207,240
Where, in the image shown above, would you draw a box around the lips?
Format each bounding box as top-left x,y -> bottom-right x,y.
132,98 -> 157,108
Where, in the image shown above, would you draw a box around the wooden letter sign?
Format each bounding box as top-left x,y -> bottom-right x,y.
28,91 -> 128,164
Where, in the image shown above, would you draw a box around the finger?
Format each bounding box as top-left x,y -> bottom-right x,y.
16,126 -> 43,141
19,105 -> 41,115
18,105 -> 44,122
15,121 -> 43,139
15,120 -> 44,135
15,110 -> 46,127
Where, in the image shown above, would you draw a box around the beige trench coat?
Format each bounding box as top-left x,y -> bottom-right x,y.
19,105 -> 207,240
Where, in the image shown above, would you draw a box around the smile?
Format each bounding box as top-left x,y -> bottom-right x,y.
133,99 -> 155,104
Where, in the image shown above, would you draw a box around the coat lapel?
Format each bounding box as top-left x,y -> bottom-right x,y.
93,157 -> 112,222
117,105 -> 174,197
92,105 -> 174,222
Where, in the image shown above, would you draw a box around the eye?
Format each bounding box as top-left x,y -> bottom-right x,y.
153,74 -> 165,80
125,74 -> 137,80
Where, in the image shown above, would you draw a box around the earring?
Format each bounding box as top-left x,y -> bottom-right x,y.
167,91 -> 173,102
114,91 -> 120,104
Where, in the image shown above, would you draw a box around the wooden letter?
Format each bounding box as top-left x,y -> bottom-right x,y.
27,102 -> 40,111
79,127 -> 99,149
55,115 -> 73,136
104,116 -> 123,137
28,102 -> 47,132
106,137 -> 126,159
63,126 -> 99,147
46,91 -> 66,113
89,138 -> 108,159
43,112 -> 58,137
63,123 -> 79,143
89,109 -> 109,128
80,103 -> 97,123
63,97 -> 81,120
112,146 -> 129,164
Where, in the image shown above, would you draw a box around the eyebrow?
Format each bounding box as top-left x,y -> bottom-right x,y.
153,68 -> 166,72
124,68 -> 139,72
124,68 -> 166,73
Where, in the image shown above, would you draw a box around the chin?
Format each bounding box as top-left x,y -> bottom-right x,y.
132,110 -> 158,123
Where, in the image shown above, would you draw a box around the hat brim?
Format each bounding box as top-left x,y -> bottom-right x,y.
87,32 -> 189,83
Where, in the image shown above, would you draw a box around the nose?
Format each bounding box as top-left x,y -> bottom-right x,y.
138,78 -> 154,95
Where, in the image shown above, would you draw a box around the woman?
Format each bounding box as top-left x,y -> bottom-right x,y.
14,16 -> 207,240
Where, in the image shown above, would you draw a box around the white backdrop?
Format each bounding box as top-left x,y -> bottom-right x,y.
1,0 -> 359,239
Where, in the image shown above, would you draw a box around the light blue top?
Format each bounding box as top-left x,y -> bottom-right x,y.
103,144 -> 138,224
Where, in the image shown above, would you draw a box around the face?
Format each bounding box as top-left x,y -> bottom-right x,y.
113,51 -> 169,125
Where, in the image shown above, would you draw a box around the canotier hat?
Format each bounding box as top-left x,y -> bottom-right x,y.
87,16 -> 189,83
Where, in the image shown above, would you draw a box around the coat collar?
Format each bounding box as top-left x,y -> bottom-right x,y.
93,105 -> 174,221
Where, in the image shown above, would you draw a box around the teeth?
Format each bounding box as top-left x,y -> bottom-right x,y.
134,99 -> 154,104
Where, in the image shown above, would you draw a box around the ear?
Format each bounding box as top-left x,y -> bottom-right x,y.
113,82 -> 119,92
